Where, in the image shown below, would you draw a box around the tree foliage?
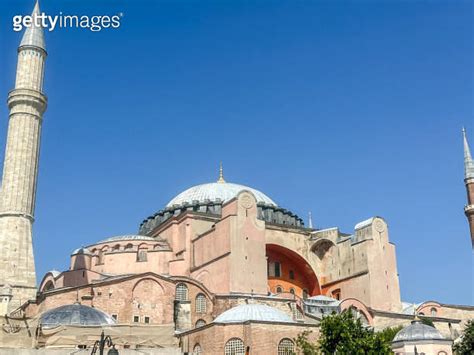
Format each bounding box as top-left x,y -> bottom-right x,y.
453,320 -> 474,355
294,311 -> 397,355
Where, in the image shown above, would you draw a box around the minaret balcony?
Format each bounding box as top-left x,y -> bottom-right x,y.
464,204 -> 474,213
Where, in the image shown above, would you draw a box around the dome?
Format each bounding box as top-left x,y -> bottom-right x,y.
167,182 -> 277,208
214,304 -> 293,324
393,320 -> 445,343
40,303 -> 116,329
97,235 -> 156,243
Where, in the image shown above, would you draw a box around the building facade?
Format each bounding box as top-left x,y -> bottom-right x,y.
0,2 -> 472,354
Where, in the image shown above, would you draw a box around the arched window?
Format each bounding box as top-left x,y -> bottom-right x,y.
96,249 -> 104,265
195,293 -> 207,313
193,344 -> 202,355
195,319 -> 206,328
278,338 -> 295,355
125,243 -> 133,250
289,288 -> 295,295
44,281 -> 54,291
302,289 -> 308,299
112,244 -> 120,252
175,283 -> 188,301
276,286 -> 283,294
224,338 -> 245,355
137,248 -> 147,262
431,308 -> 437,316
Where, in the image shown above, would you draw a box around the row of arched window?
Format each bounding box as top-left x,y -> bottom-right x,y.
192,338 -> 295,355
175,283 -> 208,314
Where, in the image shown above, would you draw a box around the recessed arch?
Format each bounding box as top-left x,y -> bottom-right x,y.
266,244 -> 321,297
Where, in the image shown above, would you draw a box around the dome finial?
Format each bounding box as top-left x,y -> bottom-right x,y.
217,162 -> 226,183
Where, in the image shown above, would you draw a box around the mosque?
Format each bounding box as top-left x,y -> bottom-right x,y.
0,2 -> 472,354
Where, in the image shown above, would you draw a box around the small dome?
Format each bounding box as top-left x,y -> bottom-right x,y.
71,247 -> 93,256
167,182 -> 277,208
97,235 -> 156,243
40,304 -> 116,329
393,320 -> 445,343
214,304 -> 293,324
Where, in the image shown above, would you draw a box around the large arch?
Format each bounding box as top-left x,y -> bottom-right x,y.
266,244 -> 321,298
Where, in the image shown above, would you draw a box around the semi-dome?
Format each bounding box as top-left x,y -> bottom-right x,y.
214,304 -> 293,324
393,320 -> 445,343
97,235 -> 156,243
167,182 -> 277,208
40,303 -> 116,329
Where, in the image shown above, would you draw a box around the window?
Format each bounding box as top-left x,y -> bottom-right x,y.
96,250 -> 104,265
125,243 -> 133,250
113,244 -> 120,252
278,338 -> 295,355
332,289 -> 341,300
111,314 -> 118,321
193,344 -> 202,355
289,288 -> 295,295
137,248 -> 147,262
276,286 -> 283,294
133,315 -> 139,323
195,319 -> 206,328
431,308 -> 437,316
289,270 -> 295,280
175,283 -> 188,301
302,289 -> 308,299
275,262 -> 281,277
144,316 -> 150,324
195,293 -> 207,313
224,338 -> 245,355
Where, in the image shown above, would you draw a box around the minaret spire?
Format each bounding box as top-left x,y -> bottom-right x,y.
462,127 -> 474,247
19,1 -> 46,51
463,127 -> 474,180
308,212 -> 313,229
217,162 -> 226,183
0,0 -> 48,311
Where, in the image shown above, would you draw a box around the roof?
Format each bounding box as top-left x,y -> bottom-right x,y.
71,247 -> 93,256
167,182 -> 277,208
40,303 -> 116,328
393,320 -> 447,343
306,295 -> 341,305
354,217 -> 375,230
97,235 -> 156,243
214,303 -> 293,324
19,1 -> 46,51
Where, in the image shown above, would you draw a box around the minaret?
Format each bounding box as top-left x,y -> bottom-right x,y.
0,1 -> 47,311
462,128 -> 474,247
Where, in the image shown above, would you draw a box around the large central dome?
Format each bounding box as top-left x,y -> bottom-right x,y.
167,182 -> 277,207
166,164 -> 277,207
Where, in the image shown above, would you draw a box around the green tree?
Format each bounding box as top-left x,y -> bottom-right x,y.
294,311 -> 395,354
453,320 -> 474,355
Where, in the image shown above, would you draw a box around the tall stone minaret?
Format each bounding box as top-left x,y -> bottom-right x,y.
0,1 -> 47,312
462,128 -> 474,248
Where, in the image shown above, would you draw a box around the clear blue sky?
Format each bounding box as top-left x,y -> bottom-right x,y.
0,0 -> 472,305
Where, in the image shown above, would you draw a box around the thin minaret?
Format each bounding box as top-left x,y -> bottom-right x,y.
308,211 -> 313,229
462,128 -> 474,247
0,1 -> 47,312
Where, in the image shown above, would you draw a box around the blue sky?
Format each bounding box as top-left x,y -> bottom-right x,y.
0,0 -> 472,305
